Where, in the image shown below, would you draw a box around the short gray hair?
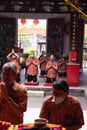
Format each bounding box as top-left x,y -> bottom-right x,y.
2,62 -> 17,75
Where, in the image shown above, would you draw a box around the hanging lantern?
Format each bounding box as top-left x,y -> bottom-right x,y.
20,19 -> 26,25
33,19 -> 39,25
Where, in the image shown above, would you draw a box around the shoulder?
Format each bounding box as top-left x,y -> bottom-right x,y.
13,83 -> 27,94
66,95 -> 81,107
26,57 -> 31,60
18,84 -> 27,92
43,96 -> 53,103
53,61 -> 58,64
47,61 -> 51,64
34,57 -> 39,60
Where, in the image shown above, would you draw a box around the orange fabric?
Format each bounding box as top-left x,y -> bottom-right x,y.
46,61 -> 58,78
58,62 -> 67,73
0,82 -> 28,124
11,59 -> 21,73
39,56 -> 49,70
26,57 -> 39,76
39,95 -> 84,127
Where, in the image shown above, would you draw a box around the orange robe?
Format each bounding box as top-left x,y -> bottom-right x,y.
46,61 -> 58,78
26,57 -> 39,76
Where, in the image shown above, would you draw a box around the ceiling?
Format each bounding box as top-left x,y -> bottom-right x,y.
0,0 -> 87,14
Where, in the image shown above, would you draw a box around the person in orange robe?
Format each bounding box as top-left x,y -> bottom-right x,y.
26,51 -> 39,82
39,51 -> 49,77
58,55 -> 67,77
45,54 -> 58,83
7,49 -> 21,82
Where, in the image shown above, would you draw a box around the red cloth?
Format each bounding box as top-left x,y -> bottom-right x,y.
43,82 -> 53,86
24,81 -> 39,86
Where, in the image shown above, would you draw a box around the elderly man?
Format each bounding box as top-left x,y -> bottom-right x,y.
39,80 -> 84,130
0,62 -> 28,124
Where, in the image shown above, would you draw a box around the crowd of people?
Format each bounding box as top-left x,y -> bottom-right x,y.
0,49 -> 84,130
0,49 -> 67,83
0,49 -> 68,84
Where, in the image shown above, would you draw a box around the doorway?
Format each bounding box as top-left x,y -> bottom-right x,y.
18,19 -> 47,57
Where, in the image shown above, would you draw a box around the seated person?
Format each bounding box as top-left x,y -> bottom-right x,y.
45,54 -> 58,83
39,80 -> 84,130
25,51 -> 39,83
0,62 -> 28,124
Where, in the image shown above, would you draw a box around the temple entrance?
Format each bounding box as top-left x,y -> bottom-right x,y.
18,19 -> 47,57
18,18 -> 65,59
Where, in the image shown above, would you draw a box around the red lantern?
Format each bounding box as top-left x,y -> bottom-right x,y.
33,19 -> 39,25
20,19 -> 26,25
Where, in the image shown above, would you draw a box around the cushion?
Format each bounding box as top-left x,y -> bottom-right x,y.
24,81 -> 39,86
43,82 -> 53,86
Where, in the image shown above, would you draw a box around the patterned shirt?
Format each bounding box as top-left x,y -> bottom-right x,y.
39,95 -> 84,127
0,82 -> 28,124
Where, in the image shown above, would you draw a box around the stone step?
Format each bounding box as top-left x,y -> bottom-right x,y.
28,90 -> 44,97
24,85 -> 87,102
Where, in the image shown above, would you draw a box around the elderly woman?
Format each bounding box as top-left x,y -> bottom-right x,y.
0,62 -> 28,124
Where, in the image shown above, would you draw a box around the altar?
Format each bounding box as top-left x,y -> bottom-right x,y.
1,121 -> 66,130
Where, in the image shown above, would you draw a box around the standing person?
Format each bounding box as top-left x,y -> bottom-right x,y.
58,55 -> 67,77
45,54 -> 58,84
39,80 -> 84,130
7,49 -> 21,82
0,62 -> 28,124
39,51 -> 49,77
25,51 -> 39,84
